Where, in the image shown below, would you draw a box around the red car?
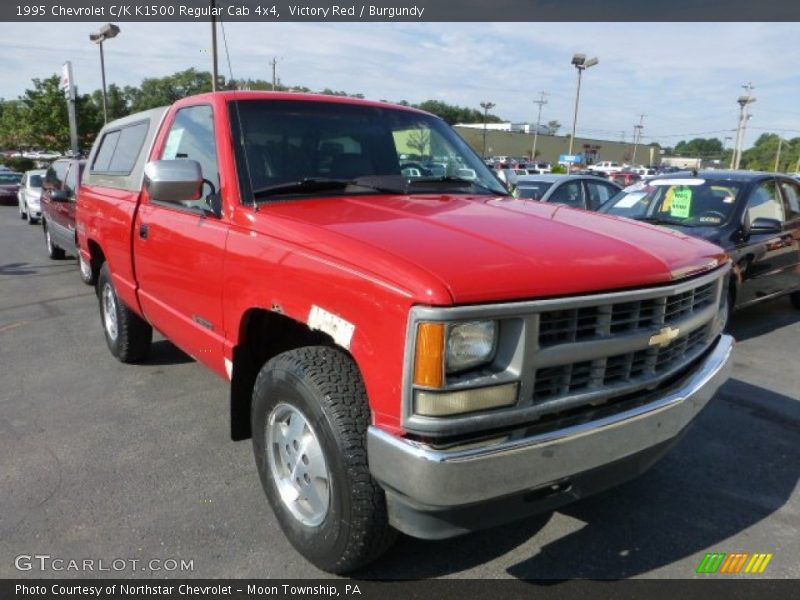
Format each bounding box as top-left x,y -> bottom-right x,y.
40,158 -> 92,281
610,170 -> 642,187
0,170 -> 22,205
78,92 -> 733,572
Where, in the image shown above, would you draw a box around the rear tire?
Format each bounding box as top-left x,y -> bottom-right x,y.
97,263 -> 152,363
251,346 -> 395,574
43,222 -> 65,260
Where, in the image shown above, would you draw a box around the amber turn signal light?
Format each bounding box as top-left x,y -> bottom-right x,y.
413,322 -> 445,388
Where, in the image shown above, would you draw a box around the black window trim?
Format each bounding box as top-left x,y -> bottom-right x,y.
90,118 -> 151,176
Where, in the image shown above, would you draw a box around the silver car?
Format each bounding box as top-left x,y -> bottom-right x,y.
514,174 -> 621,211
18,169 -> 46,224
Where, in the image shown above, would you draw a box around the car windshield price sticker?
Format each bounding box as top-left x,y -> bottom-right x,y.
670,187 -> 693,218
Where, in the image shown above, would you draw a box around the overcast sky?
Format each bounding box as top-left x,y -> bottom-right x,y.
1,21 -> 799,149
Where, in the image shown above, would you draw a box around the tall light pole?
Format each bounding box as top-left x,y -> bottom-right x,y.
733,83 -> 756,170
89,23 -> 120,123
630,114 -> 645,167
480,101 -> 495,159
568,54 -> 598,160
531,91 -> 547,162
210,0 -> 219,91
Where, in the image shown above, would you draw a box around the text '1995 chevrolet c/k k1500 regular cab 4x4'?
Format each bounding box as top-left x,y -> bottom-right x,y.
76,92 -> 734,573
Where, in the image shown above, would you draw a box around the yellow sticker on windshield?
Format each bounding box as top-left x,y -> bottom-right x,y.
670,187 -> 692,218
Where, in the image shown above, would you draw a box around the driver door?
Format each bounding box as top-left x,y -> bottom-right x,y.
133,104 -> 229,371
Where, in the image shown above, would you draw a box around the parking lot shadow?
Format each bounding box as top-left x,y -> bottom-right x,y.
729,297 -> 799,342
142,339 -> 194,366
0,262 -> 37,275
358,379 -> 798,579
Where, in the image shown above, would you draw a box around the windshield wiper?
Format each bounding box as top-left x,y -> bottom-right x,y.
406,176 -> 500,194
638,216 -> 696,227
253,177 -> 401,200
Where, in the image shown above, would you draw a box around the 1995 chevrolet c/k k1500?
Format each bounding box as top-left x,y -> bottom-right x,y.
76,92 -> 733,572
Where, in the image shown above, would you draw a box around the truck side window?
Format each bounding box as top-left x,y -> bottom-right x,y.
161,105 -> 219,209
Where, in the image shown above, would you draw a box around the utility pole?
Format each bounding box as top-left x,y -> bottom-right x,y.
270,57 -> 279,90
774,137 -> 783,173
210,0 -> 218,91
630,113 -> 644,167
733,83 -> 756,170
530,91 -> 547,162
480,101 -> 495,159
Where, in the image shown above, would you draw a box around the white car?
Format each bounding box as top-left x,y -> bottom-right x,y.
17,169 -> 46,224
587,161 -> 625,174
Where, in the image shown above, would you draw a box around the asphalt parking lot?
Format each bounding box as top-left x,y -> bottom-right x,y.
0,205 -> 798,580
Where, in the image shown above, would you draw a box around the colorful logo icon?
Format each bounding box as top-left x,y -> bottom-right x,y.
696,552 -> 773,574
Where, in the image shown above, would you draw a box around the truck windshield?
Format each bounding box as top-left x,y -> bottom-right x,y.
229,99 -> 508,202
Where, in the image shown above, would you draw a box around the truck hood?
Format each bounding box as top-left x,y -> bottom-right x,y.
261,194 -> 727,305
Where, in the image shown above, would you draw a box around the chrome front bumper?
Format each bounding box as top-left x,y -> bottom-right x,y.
368,334 -> 733,509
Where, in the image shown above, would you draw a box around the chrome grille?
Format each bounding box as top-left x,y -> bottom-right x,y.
533,325 -> 712,402
538,281 -> 716,347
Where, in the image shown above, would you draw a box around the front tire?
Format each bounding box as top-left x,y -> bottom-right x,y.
43,222 -> 65,259
251,346 -> 395,573
18,199 -> 26,220
96,263 -> 152,363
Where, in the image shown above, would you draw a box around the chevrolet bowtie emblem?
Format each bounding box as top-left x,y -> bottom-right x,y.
649,326 -> 680,348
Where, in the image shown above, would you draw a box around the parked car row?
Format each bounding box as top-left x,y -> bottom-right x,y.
7,158 -> 92,283
600,171 -> 800,317
506,168 -> 800,319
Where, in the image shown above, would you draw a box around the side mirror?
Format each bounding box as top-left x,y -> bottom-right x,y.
750,216 -> 782,234
50,190 -> 70,202
739,209 -> 752,240
144,160 -> 203,203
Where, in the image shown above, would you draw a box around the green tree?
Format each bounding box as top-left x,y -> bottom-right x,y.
416,100 -> 502,125
19,76 -> 72,150
91,83 -> 130,121
0,100 -> 31,152
124,68 -> 214,112
673,138 -> 724,158
740,133 -> 800,172
547,120 -> 561,135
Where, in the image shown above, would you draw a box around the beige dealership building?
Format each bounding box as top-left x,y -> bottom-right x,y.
454,125 -> 662,166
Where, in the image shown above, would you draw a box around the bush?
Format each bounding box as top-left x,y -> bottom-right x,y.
551,164 -> 568,174
0,156 -> 35,172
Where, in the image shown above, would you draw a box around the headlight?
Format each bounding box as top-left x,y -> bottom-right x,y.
413,320 -> 497,389
446,320 -> 497,374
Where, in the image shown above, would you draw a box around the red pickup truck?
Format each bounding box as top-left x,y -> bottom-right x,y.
77,92 -> 734,573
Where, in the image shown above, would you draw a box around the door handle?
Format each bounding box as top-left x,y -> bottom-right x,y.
139,223 -> 149,240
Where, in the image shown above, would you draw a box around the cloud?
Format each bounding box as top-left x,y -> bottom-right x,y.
0,21 -> 798,149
